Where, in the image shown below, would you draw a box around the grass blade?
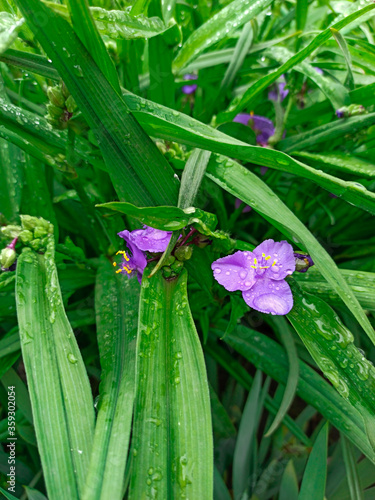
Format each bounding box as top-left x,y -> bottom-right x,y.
299,422 -> 328,500
341,435 -> 364,500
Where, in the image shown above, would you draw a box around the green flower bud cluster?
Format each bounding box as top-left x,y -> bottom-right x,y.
1,215 -> 54,254
46,83 -> 77,130
155,140 -> 188,166
162,256 -> 184,279
336,104 -> 366,118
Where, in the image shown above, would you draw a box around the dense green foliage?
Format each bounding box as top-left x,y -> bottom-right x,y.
0,0 -> 375,498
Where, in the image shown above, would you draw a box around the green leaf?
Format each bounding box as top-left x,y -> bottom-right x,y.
178,149 -> 211,209
129,269 -> 213,499
341,435 -> 364,500
288,281 -> 375,444
214,466 -> 232,500
173,0 -> 273,72
205,156 -> 375,345
82,258 -> 139,500
123,93 -> 375,216
299,423 -> 328,500
264,317 -> 299,437
15,238 -> 95,499
279,113 -> 375,153
217,2 -> 375,122
233,370 -> 262,500
45,2 -> 172,40
291,151 -> 375,179
24,486 -> 48,500
0,137 -> 23,221
16,0 -> 179,206
296,0 -> 308,31
65,0 -> 120,92
0,486 -> 18,500
218,327 -> 375,463
279,460 -> 299,500
294,267 -> 375,312
0,12 -> 23,55
97,201 -> 217,232
331,28 -> 355,90
1,48 -> 60,80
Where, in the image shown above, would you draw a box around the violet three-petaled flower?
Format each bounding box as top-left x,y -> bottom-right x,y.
268,79 -> 289,102
211,239 -> 295,315
233,113 -> 275,146
117,226 -> 173,284
182,74 -> 198,95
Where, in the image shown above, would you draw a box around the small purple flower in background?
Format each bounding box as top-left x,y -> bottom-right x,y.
294,252 -> 314,273
235,198 -> 252,213
116,226 -> 173,283
336,109 -> 345,119
182,74 -> 198,95
212,239 -> 295,315
268,76 -> 289,102
233,113 -> 275,146
314,67 -> 324,75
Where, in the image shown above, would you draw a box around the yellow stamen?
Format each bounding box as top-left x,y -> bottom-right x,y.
272,260 -> 276,266
116,250 -> 130,261
262,252 -> 266,257
265,255 -> 271,261
254,258 -> 257,265
113,262 -> 117,267
116,268 -> 122,274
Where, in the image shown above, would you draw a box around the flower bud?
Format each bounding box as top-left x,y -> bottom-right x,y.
65,95 -> 77,114
47,103 -> 63,119
174,245 -> 193,261
21,215 -> 51,232
0,247 -> 16,269
294,252 -> 314,273
61,82 -> 70,100
170,260 -> 184,272
34,226 -> 49,238
47,86 -> 65,108
19,230 -> 33,244
1,225 -> 21,239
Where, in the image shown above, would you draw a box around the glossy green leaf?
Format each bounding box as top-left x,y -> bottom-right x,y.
46,2 -> 172,40
0,12 -> 23,54
279,113 -> 375,153
288,281 -> 375,446
205,156 -> 375,344
123,92 -> 375,216
178,149 -> 211,209
217,3 -> 375,122
296,0 -> 308,31
16,0 -> 179,206
331,28 -> 355,90
129,269 -> 213,499
0,137 -> 23,221
82,258 -> 139,500
97,201 -> 221,240
292,151 -> 375,179
15,237 -> 95,499
299,422 -> 328,500
24,487 -> 48,500
0,48 -> 60,80
65,0 -> 120,92
294,267 -> 375,312
173,0 -> 273,72
218,327 -> 375,463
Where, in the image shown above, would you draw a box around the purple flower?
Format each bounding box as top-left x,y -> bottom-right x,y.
294,252 -> 314,273
314,67 -> 324,75
233,113 -> 275,146
268,77 -> 289,102
182,74 -> 198,95
336,109 -> 345,118
235,198 -> 252,213
116,226 -> 173,283
211,239 -> 295,315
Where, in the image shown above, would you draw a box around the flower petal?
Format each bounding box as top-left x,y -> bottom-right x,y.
119,226 -> 172,253
243,279 -> 293,315
254,239 -> 295,280
212,251 -> 255,292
